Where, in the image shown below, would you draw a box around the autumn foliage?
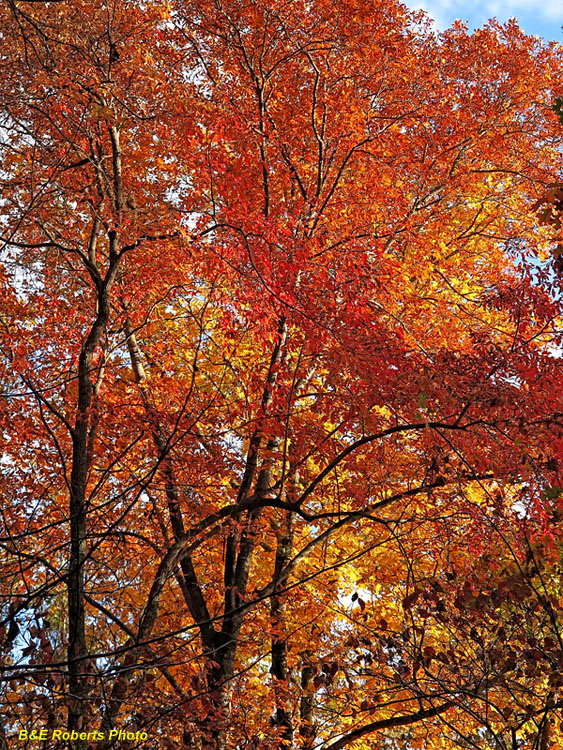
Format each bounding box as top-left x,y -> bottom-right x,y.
2,0 -> 563,749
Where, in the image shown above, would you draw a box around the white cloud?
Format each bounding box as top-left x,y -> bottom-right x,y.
412,0 -> 563,31
410,0 -> 459,29
485,0 -> 562,21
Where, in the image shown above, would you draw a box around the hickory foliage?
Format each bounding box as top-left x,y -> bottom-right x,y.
2,0 -> 563,749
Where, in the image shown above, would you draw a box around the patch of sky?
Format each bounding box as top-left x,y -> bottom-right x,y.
408,0 -> 563,41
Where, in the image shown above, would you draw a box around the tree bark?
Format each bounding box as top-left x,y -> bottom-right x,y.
68,236 -> 120,744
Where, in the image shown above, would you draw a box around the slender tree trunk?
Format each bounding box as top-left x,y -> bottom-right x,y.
68,123 -> 121,732
123,316 -> 233,749
299,659 -> 316,750
68,261 -> 118,742
270,511 -> 295,748
540,714 -> 551,750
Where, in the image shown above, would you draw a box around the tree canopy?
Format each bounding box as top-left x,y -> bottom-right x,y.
2,1 -> 563,749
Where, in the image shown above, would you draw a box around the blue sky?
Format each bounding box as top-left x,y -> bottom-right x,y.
411,0 -> 563,42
